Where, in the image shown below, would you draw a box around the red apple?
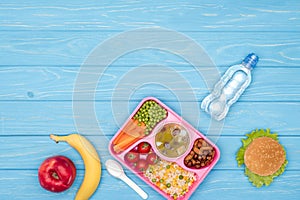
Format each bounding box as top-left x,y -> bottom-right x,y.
38,155 -> 76,192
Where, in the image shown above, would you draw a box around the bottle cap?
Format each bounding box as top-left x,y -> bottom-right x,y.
242,53 -> 259,69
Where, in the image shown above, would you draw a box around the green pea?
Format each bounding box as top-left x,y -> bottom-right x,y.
179,175 -> 183,180
166,183 -> 171,188
148,167 -> 153,173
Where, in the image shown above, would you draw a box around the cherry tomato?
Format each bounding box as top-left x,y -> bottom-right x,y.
129,162 -> 137,170
146,153 -> 159,165
124,151 -> 139,163
136,159 -> 149,172
137,142 -> 151,154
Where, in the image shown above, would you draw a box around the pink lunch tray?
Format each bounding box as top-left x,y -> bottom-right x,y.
109,97 -> 220,200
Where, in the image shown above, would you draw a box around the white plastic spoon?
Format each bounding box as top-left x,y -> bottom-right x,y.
105,159 -> 148,199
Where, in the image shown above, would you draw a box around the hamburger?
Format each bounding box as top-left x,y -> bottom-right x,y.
236,129 -> 288,187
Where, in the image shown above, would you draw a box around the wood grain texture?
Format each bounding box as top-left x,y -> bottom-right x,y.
0,136 -> 298,170
0,31 -> 299,66
1,66 -> 300,101
0,169 -> 299,200
0,101 -> 299,136
0,0 -> 299,31
0,0 -> 299,199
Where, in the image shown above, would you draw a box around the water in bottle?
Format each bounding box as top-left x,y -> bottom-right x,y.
201,53 -> 259,121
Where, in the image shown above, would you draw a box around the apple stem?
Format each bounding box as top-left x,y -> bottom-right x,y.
51,171 -> 60,180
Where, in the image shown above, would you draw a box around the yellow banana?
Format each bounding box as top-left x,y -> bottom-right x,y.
50,134 -> 101,200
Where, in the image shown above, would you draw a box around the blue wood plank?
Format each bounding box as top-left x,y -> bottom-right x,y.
0,0 -> 299,199
0,101 -> 299,136
0,136 -> 298,170
195,170 -> 300,200
1,66 -> 300,101
0,31 -> 299,66
0,169 -> 299,200
0,0 -> 299,31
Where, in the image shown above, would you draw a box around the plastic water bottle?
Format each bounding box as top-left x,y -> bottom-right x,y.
201,53 -> 259,121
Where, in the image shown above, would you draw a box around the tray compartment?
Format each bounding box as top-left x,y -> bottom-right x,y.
110,98 -> 168,154
109,97 -> 220,200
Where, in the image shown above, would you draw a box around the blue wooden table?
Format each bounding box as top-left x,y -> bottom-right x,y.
1,0 -> 300,199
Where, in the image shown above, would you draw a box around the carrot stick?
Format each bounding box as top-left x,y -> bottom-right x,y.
126,124 -> 146,138
123,119 -> 139,134
112,131 -> 128,145
126,130 -> 141,138
135,123 -> 146,136
114,120 -> 146,144
112,119 -> 147,153
113,119 -> 138,144
113,134 -> 141,153
113,130 -> 141,147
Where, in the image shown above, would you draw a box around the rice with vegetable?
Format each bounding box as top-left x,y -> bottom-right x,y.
144,159 -> 196,199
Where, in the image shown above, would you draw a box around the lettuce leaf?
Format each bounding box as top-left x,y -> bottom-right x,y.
236,129 -> 288,188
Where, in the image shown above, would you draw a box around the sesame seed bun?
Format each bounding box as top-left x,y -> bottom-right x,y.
244,137 -> 286,176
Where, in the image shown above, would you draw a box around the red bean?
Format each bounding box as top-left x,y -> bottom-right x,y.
184,138 -> 216,169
